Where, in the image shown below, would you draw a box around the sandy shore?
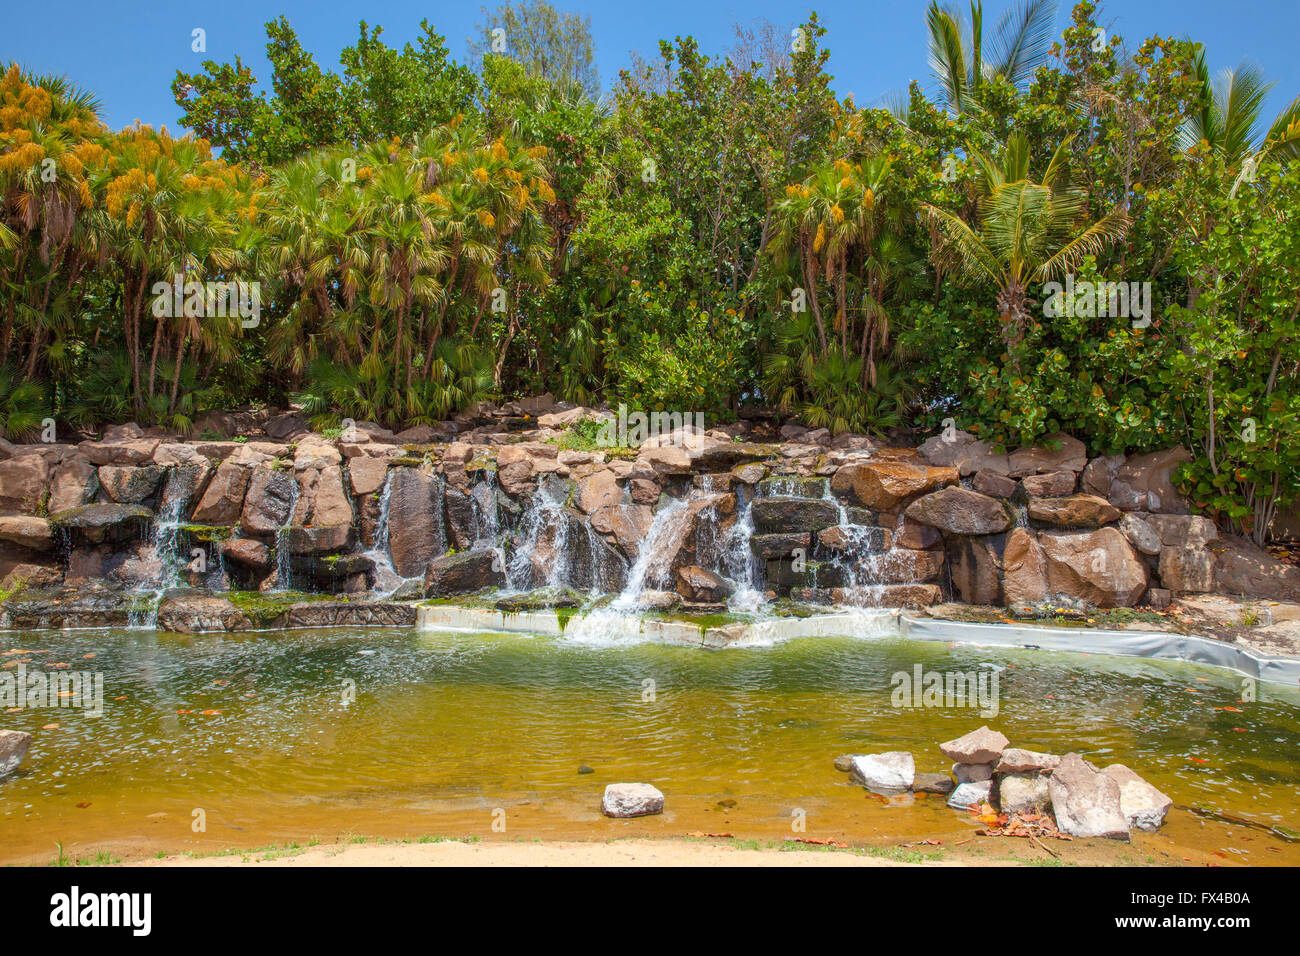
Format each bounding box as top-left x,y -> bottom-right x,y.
136,838 -> 982,867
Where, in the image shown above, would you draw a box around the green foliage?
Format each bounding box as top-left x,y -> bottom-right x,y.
612,306 -> 742,416
0,364 -> 46,439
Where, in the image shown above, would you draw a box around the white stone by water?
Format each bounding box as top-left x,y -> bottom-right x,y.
602,783 -> 665,818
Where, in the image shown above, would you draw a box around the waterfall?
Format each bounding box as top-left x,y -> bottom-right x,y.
129,470 -> 196,628
720,487 -> 762,611
272,477 -> 301,592
361,471 -> 409,595
505,479 -> 572,591
611,496 -> 691,608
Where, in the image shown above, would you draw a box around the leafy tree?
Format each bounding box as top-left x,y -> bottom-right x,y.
470,1 -> 600,99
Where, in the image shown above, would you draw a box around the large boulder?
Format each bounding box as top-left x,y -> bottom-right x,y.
1101,764 -> 1173,831
675,565 -> 733,603
1158,545 -> 1215,593
1000,773 -> 1052,815
849,752 -> 915,791
1039,528 -> 1148,607
875,547 -> 946,584
946,534 -> 1004,604
190,461 -> 251,525
387,468 -> 446,577
589,503 -> 654,561
1021,471 -> 1077,497
424,549 -> 506,595
1118,513 -> 1161,556
996,748 -> 1060,774
97,464 -> 164,504
917,432 -> 1010,476
577,469 -> 622,514
905,486 -> 1012,535
46,456 -> 98,513
348,457 -> 389,496
0,515 -> 54,551
0,455 -> 49,514
831,462 -> 959,511
156,590 -> 252,633
49,504 -> 153,545
1108,447 -> 1192,513
1003,528 -> 1048,606
752,531 -> 812,559
1048,753 -> 1130,840
79,438 -> 160,466
240,468 -> 297,536
1026,494 -> 1121,528
221,537 -> 273,573
750,496 -> 840,534
1211,535 -> 1300,601
0,729 -> 32,777
1007,433 -> 1087,477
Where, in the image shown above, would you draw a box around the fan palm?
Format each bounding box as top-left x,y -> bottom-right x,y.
922,132 -> 1130,351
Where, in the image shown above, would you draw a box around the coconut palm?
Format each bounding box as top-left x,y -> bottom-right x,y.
925,0 -> 1058,115
922,132 -> 1130,352
1179,46 -> 1300,171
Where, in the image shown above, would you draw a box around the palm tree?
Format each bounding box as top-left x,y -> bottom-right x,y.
1179,45 -> 1300,169
925,0 -> 1058,115
922,132 -> 1130,353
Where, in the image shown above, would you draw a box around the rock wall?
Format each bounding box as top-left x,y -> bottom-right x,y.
0,409 -> 1296,614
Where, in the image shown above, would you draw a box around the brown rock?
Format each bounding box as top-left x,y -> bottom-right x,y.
1039,528 -> 1148,607
578,469 -> 621,514
1027,494 -> 1121,528
0,456 -> 49,514
831,462 -> 959,511
972,470 -> 1018,498
1007,433 -> 1087,477
905,486 -> 1012,535
676,564 -> 733,603
221,538 -> 272,572
1108,447 -> 1192,513
47,455 -> 97,513
946,534 -> 1004,604
1021,471 -> 1076,497
97,464 -> 164,503
190,462 -> 251,525
0,515 -> 54,551
1003,527 -> 1048,607
939,725 -> 1010,764
349,457 -> 389,496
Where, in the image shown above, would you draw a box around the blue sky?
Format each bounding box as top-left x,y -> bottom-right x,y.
5,1 -> 1298,133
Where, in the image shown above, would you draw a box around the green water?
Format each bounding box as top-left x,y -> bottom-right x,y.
1,626 -> 1297,864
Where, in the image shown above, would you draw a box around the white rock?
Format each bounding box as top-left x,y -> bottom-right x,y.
1102,764 -> 1173,831
996,748 -> 1061,774
939,725 -> 1010,764
849,752 -> 916,791
1048,753 -> 1129,840
0,730 -> 32,777
1000,773 -> 1051,814
602,783 -> 665,818
947,780 -> 992,810
953,760 -> 995,783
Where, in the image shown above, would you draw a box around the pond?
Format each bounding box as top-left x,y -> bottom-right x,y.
1,626 -> 1297,865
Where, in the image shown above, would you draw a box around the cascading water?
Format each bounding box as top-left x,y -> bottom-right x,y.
361,472 -> 411,596
129,472 -> 196,628
505,478 -> 572,591
272,477 -> 300,592
610,496 -> 691,608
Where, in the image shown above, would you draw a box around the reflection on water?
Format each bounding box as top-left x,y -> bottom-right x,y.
1,626 -> 1297,864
